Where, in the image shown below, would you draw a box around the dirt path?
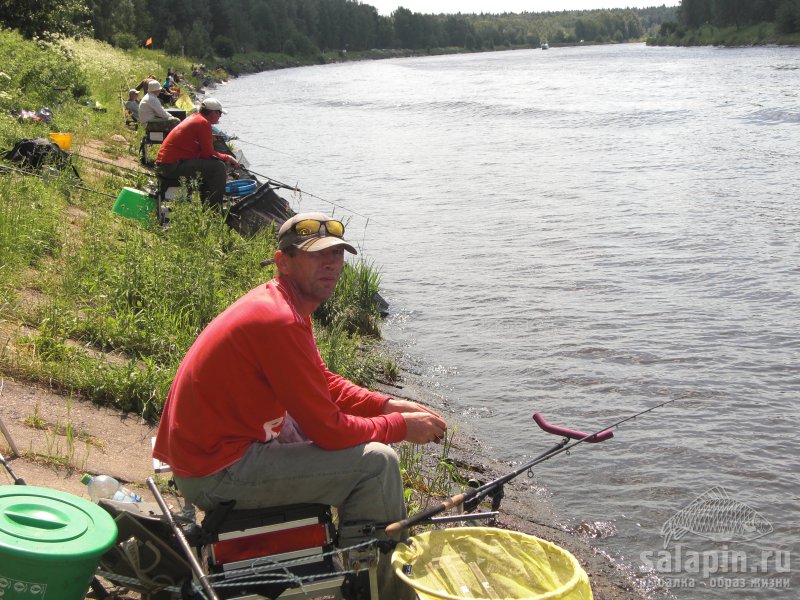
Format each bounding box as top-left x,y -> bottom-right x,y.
0,378 -> 157,500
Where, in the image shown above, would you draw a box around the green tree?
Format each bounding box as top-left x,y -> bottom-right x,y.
0,0 -> 91,40
185,20 -> 212,58
776,0 -> 800,32
575,17 -> 599,41
111,32 -> 138,49
109,0 -> 135,37
392,7 -> 415,48
164,27 -> 184,55
214,34 -> 236,58
679,0 -> 713,28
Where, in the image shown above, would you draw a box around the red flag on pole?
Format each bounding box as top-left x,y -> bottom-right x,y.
145,37 -> 153,47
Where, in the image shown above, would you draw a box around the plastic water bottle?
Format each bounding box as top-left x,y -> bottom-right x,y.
81,473 -> 142,503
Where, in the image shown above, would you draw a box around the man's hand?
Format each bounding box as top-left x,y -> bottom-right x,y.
383,398 -> 443,418
223,154 -> 240,169
402,412 -> 448,445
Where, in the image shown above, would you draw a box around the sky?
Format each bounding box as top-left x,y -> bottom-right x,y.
368,1 -> 679,16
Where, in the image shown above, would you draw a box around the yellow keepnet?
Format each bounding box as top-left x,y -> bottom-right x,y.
392,527 -> 593,600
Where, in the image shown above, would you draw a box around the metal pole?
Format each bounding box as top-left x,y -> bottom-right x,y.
146,478 -> 219,600
0,380 -> 21,458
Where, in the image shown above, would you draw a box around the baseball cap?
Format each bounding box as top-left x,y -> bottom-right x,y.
128,89 -> 138,95
201,98 -> 227,113
262,212 -> 356,265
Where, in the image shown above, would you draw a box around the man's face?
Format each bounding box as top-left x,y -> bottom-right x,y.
279,246 -> 345,308
207,110 -> 222,125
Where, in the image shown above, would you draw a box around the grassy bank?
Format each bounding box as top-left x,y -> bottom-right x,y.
0,29 -> 394,419
648,21 -> 800,46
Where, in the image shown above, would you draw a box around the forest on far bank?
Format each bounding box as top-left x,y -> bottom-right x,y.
4,0 -> 675,62
652,0 -> 800,45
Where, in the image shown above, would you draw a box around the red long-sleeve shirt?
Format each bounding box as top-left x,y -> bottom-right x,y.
155,112 -> 228,164
152,279 -> 406,478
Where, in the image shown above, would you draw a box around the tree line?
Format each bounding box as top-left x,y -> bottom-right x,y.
666,0 -> 800,34
3,0 -> 676,60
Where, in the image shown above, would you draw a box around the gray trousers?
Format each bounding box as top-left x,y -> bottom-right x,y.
174,440 -> 414,599
155,158 -> 227,207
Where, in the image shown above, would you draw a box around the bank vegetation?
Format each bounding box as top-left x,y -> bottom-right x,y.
649,0 -> 800,45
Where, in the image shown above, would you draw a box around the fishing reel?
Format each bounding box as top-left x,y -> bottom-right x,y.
464,479 -> 504,514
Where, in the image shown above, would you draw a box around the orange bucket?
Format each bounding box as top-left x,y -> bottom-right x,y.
49,133 -> 74,151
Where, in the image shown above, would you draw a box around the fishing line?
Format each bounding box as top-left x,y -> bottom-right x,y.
241,166 -> 377,225
227,135 -> 377,223
0,162 -> 117,199
76,152 -> 151,176
233,137 -> 304,160
385,397 -> 681,535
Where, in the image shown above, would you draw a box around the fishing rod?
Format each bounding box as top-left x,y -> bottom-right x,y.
75,152 -> 150,176
0,163 -> 117,199
239,167 -> 298,193
385,397 -> 679,535
241,166 -> 375,224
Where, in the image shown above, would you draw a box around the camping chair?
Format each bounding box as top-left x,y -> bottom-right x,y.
139,120 -> 176,167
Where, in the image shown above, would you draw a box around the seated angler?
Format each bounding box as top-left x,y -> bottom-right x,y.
154,98 -> 240,207
153,212 -> 446,599
138,80 -> 179,129
124,89 -> 140,122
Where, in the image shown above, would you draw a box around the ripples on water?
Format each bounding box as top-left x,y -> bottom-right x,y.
217,43 -> 799,598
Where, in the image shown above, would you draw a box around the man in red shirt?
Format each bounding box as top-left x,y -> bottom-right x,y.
153,212 -> 446,598
155,97 -> 240,207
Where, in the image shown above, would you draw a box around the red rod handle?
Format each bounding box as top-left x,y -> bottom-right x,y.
533,412 -> 614,443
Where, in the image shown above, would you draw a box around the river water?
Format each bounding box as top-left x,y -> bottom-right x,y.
215,43 -> 799,598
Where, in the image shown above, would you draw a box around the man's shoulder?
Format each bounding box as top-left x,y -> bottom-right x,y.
186,113 -> 209,127
224,282 -> 304,330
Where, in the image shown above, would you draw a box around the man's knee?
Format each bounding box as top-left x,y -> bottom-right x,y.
361,442 -> 400,477
364,442 -> 400,469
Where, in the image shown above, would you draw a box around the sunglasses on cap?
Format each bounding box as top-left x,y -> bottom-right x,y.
291,219 -> 345,238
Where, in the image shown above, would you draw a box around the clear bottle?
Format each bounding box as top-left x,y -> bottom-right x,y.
81,473 -> 142,503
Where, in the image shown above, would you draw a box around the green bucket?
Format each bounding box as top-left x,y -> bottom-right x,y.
112,187 -> 155,222
0,485 -> 118,600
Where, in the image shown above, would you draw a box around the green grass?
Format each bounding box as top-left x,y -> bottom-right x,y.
398,429 -> 470,524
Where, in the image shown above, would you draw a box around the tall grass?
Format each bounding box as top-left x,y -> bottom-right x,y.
0,172 -> 65,300
316,258 -> 384,336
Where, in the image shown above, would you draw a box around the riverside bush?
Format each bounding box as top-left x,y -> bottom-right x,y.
0,29 -> 88,112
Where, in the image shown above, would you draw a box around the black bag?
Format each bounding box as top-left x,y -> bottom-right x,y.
3,137 -> 78,177
226,183 -> 295,237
